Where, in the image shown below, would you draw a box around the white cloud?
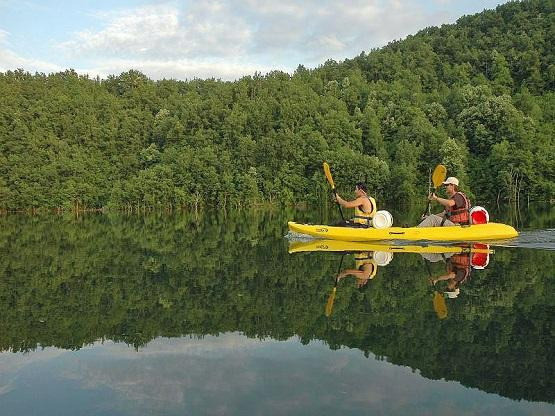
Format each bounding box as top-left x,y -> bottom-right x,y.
86,57 -> 287,81
0,30 -> 62,73
2,1 -> 501,80
55,0 -> 452,64
59,3 -> 252,60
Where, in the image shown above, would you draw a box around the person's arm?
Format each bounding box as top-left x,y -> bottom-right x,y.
429,193 -> 455,208
338,268 -> 367,279
338,269 -> 370,288
431,272 -> 455,285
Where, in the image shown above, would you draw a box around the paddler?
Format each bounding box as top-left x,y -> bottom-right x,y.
335,182 -> 377,227
418,177 -> 470,227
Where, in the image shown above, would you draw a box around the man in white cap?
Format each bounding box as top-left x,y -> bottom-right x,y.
418,176 -> 471,227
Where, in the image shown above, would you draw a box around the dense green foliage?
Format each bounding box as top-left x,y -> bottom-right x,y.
0,212 -> 552,403
0,0 -> 554,210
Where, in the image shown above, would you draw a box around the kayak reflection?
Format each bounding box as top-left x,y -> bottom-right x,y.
289,240 -> 493,318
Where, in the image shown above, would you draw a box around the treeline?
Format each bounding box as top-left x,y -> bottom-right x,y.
0,0 -> 554,210
0,212 -> 553,402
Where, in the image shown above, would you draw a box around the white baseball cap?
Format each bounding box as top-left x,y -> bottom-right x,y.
445,288 -> 460,299
442,177 -> 459,186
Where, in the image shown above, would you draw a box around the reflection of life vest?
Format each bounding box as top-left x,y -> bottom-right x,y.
354,253 -> 378,279
446,192 -> 471,224
448,253 -> 471,284
353,196 -> 376,226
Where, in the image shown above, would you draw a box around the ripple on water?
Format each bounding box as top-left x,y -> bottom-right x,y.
493,229 -> 555,251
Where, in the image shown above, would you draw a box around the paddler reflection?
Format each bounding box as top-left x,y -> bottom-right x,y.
336,251 -> 392,289
288,240 -> 493,318
427,243 -> 491,319
325,250 -> 392,317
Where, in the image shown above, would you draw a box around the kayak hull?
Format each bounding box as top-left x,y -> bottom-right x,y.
288,240 -> 494,255
287,221 -> 518,242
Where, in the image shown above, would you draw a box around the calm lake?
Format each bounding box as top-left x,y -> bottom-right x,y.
0,207 -> 553,415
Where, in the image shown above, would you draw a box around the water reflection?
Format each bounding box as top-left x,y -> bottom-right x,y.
290,241 -> 494,320
0,211 -> 553,414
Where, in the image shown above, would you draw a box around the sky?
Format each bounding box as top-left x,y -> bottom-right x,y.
0,0 -> 510,81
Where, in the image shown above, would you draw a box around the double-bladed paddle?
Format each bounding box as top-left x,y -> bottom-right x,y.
323,162 -> 345,222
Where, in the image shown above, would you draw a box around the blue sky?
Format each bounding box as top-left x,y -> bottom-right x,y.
0,0 -> 510,80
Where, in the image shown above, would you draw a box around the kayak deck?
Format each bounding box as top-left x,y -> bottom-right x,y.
288,221 -> 518,242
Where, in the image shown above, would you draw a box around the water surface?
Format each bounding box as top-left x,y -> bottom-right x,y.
0,209 -> 553,415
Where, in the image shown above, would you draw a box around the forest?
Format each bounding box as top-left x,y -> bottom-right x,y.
0,0 -> 554,211
0,212 -> 552,403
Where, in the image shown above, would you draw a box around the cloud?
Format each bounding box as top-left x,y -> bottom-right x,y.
54,1 -> 453,78
4,1 -> 490,80
59,3 -> 252,60
86,57 -> 286,81
0,29 -> 62,73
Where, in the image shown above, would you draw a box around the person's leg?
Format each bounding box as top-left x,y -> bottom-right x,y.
418,214 -> 442,227
417,214 -> 456,227
421,252 -> 455,262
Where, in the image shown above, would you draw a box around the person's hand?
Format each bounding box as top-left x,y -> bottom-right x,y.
428,192 -> 437,201
335,194 -> 341,203
356,277 -> 369,288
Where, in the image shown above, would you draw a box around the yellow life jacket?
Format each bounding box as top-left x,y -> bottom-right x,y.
354,253 -> 378,279
353,196 -> 376,226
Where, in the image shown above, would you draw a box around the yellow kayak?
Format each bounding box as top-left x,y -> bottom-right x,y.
288,239 -> 493,255
288,221 -> 518,242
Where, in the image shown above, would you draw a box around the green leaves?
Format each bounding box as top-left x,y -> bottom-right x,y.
0,1 -> 554,209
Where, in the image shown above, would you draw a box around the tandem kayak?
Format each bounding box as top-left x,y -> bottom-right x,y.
288,239 -> 494,255
287,221 -> 518,242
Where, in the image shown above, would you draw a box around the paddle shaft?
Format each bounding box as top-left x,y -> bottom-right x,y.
325,254 -> 345,317
323,162 -> 345,221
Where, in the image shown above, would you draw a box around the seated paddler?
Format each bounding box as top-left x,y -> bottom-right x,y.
418,177 -> 470,227
335,182 -> 377,227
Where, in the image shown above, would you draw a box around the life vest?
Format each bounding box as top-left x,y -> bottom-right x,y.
448,253 -> 471,284
445,192 -> 471,224
353,196 -> 376,226
354,253 -> 378,279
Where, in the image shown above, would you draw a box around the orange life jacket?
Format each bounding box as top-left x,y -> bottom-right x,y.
446,192 -> 471,224
448,253 -> 471,284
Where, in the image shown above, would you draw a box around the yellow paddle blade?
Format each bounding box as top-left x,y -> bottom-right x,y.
433,291 -> 448,319
323,162 -> 335,190
431,164 -> 447,189
325,287 -> 337,317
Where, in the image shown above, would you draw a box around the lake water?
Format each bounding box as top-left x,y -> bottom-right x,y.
0,208 -> 553,415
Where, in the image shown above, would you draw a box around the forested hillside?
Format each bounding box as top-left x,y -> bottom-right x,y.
0,0 -> 554,211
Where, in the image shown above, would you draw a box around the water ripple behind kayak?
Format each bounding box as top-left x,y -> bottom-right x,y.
493,229 -> 555,251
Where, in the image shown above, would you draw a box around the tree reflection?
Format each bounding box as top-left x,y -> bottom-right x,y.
0,212 -> 552,403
